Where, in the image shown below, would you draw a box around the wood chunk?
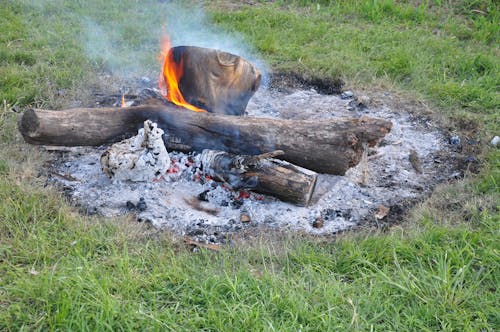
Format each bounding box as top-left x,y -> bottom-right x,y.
170,46 -> 261,115
200,149 -> 318,206
409,149 -> 423,174
240,213 -> 251,223
312,217 -> 324,228
375,205 -> 390,220
183,197 -> 219,216
100,120 -> 171,182
184,239 -> 220,251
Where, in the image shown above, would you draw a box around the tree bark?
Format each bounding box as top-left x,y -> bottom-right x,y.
18,105 -> 392,175
200,149 -> 317,206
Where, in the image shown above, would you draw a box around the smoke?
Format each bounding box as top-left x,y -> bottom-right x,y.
157,3 -> 269,84
25,0 -> 268,86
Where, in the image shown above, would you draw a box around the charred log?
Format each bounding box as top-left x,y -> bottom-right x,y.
168,46 -> 261,115
200,149 -> 317,206
18,105 -> 392,175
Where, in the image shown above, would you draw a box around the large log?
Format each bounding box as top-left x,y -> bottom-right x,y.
18,105 -> 392,174
167,46 -> 261,115
200,150 -> 317,206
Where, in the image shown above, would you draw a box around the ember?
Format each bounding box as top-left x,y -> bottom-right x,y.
237,190 -> 251,200
167,166 -> 179,174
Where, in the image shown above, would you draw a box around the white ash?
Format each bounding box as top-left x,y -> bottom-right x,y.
100,120 -> 170,182
48,88 -> 455,241
491,136 -> 499,146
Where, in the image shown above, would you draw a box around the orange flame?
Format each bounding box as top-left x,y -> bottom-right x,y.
159,36 -> 206,112
121,94 -> 126,107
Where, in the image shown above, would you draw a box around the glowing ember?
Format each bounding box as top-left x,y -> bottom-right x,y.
159,36 -> 206,112
237,190 -> 251,199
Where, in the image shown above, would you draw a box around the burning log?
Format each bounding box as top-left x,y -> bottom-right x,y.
160,45 -> 261,115
18,105 -> 392,175
200,149 -> 318,206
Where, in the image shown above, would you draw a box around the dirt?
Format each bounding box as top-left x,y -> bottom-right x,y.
43,75 -> 465,244
269,71 -> 344,95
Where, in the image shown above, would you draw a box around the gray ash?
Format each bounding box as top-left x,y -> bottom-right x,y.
47,86 -> 458,242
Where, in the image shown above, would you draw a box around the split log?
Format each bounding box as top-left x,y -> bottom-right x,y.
18,105 -> 392,175
200,149 -> 317,206
166,46 -> 261,115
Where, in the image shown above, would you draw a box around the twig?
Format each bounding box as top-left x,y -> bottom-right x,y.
184,238 -> 220,251
49,171 -> 78,182
183,197 -> 219,216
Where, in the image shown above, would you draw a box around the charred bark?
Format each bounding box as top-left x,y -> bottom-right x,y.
200,149 -> 318,206
168,46 -> 261,115
18,105 -> 392,175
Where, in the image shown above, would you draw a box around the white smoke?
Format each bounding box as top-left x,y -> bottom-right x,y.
25,0 -> 268,85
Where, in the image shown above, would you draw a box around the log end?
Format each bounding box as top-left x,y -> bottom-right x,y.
18,108 -> 40,144
301,168 -> 318,206
359,117 -> 393,147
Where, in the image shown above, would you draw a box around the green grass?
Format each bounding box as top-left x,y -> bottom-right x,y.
0,0 -> 499,330
1,176 -> 498,330
211,1 -> 499,119
1,182 -> 499,330
0,2 -> 90,109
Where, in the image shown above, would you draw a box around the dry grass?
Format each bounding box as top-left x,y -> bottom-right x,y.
411,178 -> 499,226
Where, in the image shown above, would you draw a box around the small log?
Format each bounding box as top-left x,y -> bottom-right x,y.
200,149 -> 317,206
166,46 -> 261,115
18,105 -> 392,175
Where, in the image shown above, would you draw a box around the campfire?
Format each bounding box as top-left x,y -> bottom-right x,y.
18,38 -> 456,243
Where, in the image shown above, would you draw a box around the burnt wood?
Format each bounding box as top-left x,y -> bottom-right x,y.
169,46 -> 261,115
18,105 -> 392,174
200,149 -> 317,206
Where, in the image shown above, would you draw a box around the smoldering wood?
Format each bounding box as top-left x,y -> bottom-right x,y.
18,105 -> 392,175
200,149 -> 318,206
169,46 -> 261,115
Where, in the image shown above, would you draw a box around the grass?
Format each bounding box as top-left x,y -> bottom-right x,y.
1,189 -> 499,331
1,0 -> 499,330
210,1 -> 499,122
1,177 -> 498,330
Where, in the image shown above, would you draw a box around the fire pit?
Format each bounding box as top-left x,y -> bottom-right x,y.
19,42 -> 457,244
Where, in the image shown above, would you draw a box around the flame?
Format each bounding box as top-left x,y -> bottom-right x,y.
159,36 -> 206,112
121,94 -> 126,107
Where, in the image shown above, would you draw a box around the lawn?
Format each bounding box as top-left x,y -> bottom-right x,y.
0,0 -> 498,330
